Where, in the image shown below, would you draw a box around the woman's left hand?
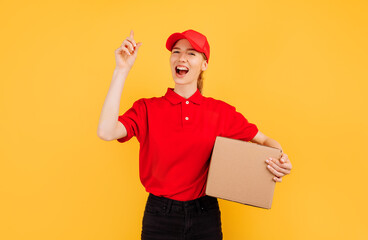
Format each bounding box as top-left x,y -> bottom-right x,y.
265,152 -> 292,182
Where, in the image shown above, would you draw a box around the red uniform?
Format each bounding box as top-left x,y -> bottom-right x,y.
117,87 -> 258,201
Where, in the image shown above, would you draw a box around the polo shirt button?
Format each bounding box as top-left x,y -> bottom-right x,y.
186,101 -> 189,104
185,117 -> 189,120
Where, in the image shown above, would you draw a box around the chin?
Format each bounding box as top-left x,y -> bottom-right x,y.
173,79 -> 187,85
173,77 -> 194,85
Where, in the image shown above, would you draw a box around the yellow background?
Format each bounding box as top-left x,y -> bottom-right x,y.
1,0 -> 367,239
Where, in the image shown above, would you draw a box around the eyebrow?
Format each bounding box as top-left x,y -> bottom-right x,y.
172,47 -> 196,51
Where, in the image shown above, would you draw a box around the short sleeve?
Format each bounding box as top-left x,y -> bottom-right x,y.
222,105 -> 259,142
117,98 -> 147,143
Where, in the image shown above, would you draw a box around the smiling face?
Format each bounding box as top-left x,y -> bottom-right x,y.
170,39 -> 208,87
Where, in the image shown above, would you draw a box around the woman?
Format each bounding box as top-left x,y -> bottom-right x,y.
97,29 -> 292,240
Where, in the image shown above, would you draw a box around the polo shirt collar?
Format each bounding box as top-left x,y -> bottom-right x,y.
164,87 -> 204,105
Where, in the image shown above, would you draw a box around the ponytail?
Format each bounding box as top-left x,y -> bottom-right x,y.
197,53 -> 207,94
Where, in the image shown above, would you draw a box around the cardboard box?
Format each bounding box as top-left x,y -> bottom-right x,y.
205,136 -> 283,209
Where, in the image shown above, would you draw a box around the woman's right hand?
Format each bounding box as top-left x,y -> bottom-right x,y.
114,30 -> 142,71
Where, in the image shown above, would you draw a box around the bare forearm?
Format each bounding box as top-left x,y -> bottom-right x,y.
97,68 -> 129,138
263,137 -> 283,152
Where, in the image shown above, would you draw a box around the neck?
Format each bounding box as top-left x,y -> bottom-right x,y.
173,84 -> 197,99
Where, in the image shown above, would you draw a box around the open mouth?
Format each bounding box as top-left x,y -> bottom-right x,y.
175,66 -> 189,76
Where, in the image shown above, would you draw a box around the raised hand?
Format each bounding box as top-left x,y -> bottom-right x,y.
114,30 -> 143,71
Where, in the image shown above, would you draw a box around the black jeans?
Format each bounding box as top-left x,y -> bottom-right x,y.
141,193 -> 223,240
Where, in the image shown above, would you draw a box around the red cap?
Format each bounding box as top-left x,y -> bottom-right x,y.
166,29 -> 210,63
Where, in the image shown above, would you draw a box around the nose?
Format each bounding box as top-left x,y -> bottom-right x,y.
178,52 -> 187,62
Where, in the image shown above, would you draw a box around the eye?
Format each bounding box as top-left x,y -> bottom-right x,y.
189,52 -> 195,55
172,51 -> 179,53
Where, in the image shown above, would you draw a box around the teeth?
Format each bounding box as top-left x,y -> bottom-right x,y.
177,66 -> 189,71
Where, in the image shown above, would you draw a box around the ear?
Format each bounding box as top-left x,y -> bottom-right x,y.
201,60 -> 208,71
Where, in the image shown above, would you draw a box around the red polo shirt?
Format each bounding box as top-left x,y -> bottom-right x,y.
117,87 -> 258,201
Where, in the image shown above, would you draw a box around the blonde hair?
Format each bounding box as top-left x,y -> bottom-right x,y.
197,52 -> 207,94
